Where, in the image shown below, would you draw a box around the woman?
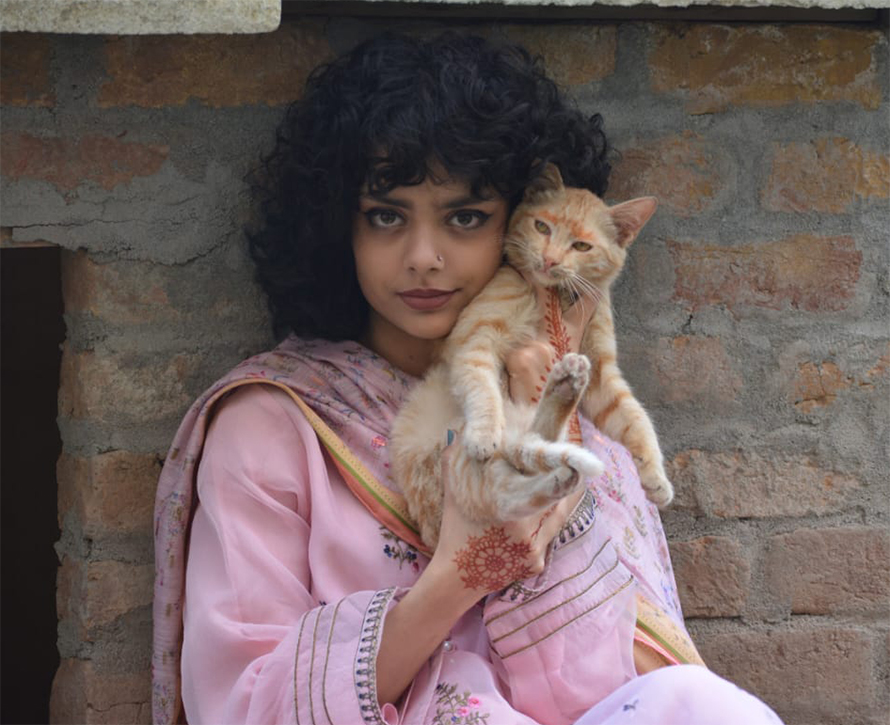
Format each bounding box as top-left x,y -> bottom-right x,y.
152,32 -> 783,724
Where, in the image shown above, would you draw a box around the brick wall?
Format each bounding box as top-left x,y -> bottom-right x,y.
1,17 -> 887,725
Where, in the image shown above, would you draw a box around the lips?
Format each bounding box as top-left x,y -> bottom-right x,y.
398,288 -> 457,311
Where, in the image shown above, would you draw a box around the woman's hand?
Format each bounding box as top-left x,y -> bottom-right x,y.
378,433 -> 576,707
506,283 -> 598,405
428,433 -> 580,598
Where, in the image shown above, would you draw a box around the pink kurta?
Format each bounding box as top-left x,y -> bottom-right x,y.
155,337 -> 783,724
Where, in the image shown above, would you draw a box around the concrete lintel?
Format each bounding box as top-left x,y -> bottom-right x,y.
0,0 -> 281,34
328,0 -> 887,6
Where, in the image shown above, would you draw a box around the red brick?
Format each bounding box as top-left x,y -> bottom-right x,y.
50,658 -> 150,725
791,361 -> 853,413
57,557 -> 153,634
61,250 -> 176,325
763,138 -> 890,213
865,343 -> 890,381
765,527 -> 890,616
778,342 -> 889,413
99,21 -> 333,108
670,536 -> 750,617
0,133 -> 168,191
0,33 -> 55,107
57,451 -> 160,538
697,628 -> 875,715
58,344 -> 203,423
668,235 -> 862,313
667,449 -> 860,518
504,25 -> 616,86
651,335 -> 742,404
608,132 -> 724,216
650,25 -> 883,113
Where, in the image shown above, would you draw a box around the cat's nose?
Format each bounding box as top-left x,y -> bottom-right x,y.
542,257 -> 558,271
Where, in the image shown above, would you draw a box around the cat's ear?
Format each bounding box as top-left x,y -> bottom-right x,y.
610,197 -> 658,248
523,162 -> 565,203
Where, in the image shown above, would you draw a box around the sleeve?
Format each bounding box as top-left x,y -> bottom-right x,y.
181,384 -> 401,725
482,488 -> 639,725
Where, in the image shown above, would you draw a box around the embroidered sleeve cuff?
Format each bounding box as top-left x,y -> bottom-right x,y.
293,588 -> 401,725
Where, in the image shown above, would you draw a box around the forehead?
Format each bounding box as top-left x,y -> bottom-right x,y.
361,174 -> 503,206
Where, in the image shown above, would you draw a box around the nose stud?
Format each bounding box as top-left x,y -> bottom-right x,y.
436,254 -> 443,263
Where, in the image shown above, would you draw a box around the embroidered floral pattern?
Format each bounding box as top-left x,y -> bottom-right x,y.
432,683 -> 490,725
632,505 -> 649,537
380,528 -> 420,572
623,526 -> 641,559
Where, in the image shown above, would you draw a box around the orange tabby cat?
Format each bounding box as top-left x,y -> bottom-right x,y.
391,351 -> 604,549
391,164 -> 670,550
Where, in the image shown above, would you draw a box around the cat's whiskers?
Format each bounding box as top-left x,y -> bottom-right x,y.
563,276 -> 590,322
567,272 -> 604,307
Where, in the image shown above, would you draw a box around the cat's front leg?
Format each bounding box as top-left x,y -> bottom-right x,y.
449,348 -> 507,460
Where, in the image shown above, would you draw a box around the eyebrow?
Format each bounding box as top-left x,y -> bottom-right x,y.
362,191 -> 495,210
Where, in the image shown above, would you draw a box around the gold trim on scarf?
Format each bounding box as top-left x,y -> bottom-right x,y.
634,593 -> 706,667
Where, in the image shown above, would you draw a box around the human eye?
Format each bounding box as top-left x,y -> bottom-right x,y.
365,208 -> 404,229
448,209 -> 491,230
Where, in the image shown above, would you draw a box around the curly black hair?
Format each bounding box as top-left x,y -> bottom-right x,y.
248,31 -> 611,341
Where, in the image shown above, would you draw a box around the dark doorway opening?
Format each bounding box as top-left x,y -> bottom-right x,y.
1,246 -> 65,724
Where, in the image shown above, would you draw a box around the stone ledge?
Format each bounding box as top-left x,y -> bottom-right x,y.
334,0 -> 886,6
0,0 -> 281,34
0,0 -> 884,34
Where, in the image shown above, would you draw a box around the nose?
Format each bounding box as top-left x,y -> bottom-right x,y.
404,223 -> 444,272
543,256 -> 558,271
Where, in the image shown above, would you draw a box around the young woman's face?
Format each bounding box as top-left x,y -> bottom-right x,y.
352,174 -> 508,374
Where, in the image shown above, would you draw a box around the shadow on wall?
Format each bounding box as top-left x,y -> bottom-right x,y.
0,246 -> 64,724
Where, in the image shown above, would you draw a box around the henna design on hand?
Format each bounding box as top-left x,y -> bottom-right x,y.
453,526 -> 533,591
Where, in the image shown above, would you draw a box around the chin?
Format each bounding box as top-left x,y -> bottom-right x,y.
406,318 -> 458,341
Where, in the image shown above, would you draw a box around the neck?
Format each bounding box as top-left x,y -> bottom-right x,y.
360,317 -> 439,378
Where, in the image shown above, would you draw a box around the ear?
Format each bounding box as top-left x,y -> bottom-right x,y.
523,162 -> 565,203
610,197 -> 658,248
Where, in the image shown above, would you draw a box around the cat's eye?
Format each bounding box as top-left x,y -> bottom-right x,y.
534,220 -> 551,235
572,241 -> 592,252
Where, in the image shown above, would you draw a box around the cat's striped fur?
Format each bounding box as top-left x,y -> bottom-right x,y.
391,164 -> 671,550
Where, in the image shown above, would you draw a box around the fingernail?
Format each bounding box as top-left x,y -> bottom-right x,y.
446,429 -> 455,446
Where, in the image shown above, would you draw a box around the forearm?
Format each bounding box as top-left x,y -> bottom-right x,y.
376,559 -> 481,706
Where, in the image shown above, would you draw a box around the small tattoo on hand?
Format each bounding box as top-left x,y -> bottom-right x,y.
531,504 -> 557,540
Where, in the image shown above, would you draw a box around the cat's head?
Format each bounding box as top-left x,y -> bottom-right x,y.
505,163 -> 657,291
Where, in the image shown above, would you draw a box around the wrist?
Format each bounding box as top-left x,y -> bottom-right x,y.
416,552 -> 486,616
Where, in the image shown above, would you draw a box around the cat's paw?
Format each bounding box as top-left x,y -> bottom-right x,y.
639,468 -> 674,508
463,419 -> 503,460
563,446 -> 605,480
546,353 -> 591,402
